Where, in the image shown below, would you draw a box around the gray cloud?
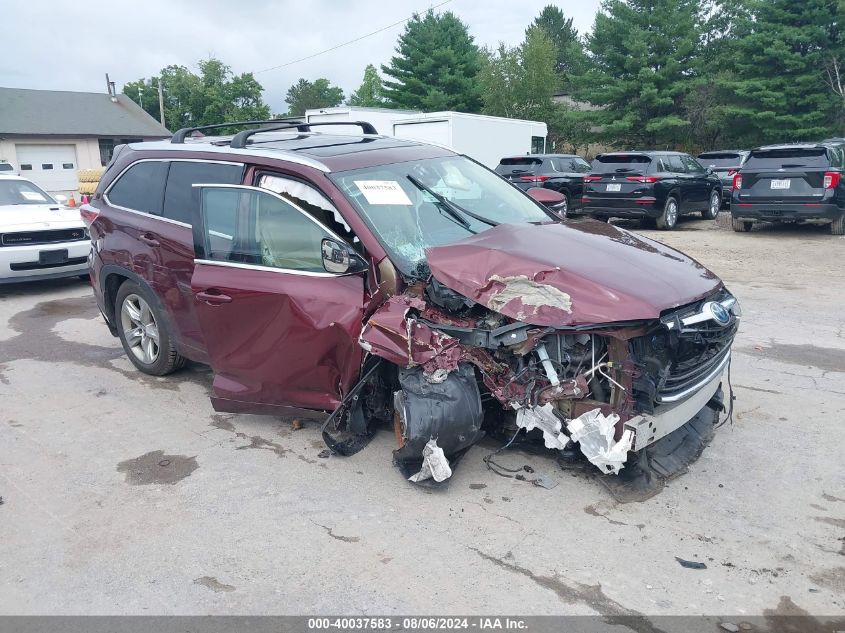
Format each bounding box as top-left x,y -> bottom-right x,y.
0,0 -> 600,113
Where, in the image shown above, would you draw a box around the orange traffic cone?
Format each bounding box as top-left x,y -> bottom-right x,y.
67,195 -> 76,207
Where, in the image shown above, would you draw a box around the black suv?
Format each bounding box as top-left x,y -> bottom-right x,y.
582,151 -> 722,230
495,154 -> 591,216
698,150 -> 749,208
731,142 -> 845,234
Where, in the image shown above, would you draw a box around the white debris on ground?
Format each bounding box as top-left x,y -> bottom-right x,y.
566,408 -> 634,475
515,403 -> 569,450
408,438 -> 453,483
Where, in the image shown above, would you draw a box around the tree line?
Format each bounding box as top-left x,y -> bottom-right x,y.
125,0 -> 845,153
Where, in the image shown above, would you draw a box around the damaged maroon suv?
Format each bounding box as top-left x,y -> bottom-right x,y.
84,120 -> 739,500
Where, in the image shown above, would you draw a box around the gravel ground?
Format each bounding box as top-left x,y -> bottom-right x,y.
0,215 -> 843,621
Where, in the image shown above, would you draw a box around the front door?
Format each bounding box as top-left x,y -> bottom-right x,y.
190,184 -> 366,414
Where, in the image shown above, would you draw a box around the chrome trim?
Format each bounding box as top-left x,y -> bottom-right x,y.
193,258 -> 337,278
665,296 -> 739,330
102,158 -> 245,225
657,350 -> 731,403
125,140 -> 332,172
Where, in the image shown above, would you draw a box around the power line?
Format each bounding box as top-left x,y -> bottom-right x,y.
254,0 -> 453,74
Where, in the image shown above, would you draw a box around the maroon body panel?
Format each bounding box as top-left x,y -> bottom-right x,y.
190,263 -> 366,412
427,220 -> 720,326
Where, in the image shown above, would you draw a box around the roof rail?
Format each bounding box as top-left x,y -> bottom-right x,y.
229,120 -> 379,149
170,119 -> 305,144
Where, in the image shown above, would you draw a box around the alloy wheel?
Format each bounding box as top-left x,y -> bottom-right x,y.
120,294 -> 160,365
666,199 -> 678,227
709,192 -> 720,218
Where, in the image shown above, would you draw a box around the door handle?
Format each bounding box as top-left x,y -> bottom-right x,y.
196,290 -> 233,305
139,232 -> 160,247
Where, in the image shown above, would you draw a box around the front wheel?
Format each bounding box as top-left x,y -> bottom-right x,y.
656,197 -> 679,230
115,281 -> 185,376
731,217 -> 753,232
702,190 -> 720,220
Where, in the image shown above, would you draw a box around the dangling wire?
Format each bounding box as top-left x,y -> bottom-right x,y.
715,358 -> 735,430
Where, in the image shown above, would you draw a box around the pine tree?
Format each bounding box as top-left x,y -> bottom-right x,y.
578,0 -> 703,148
724,0 -> 842,143
382,10 -> 483,112
284,78 -> 344,116
526,5 -> 589,91
348,65 -> 385,107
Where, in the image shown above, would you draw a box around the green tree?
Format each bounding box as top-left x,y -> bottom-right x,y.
526,5 -> 589,91
382,10 -> 483,111
348,64 -> 386,107
123,58 -> 270,131
479,28 -> 558,121
578,0 -> 703,148
285,78 -> 344,115
722,0 -> 843,143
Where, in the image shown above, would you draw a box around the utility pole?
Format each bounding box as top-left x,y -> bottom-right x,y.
158,79 -> 166,129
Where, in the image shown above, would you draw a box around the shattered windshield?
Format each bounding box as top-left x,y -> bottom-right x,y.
329,156 -> 551,278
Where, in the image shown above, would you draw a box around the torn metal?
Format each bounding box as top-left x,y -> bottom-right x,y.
329,221 -> 739,499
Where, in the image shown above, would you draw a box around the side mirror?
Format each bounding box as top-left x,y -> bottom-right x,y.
54,194 -> 68,204
321,238 -> 368,275
526,187 -> 565,207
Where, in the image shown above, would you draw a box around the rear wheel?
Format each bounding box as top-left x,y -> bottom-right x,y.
830,213 -> 845,235
656,197 -> 679,230
702,190 -> 720,220
732,217 -> 753,232
115,281 -> 184,376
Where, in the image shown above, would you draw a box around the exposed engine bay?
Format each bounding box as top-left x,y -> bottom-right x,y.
322,270 -> 739,501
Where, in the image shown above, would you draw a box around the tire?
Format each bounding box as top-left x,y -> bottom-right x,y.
732,217 -> 753,232
702,190 -> 720,220
830,213 -> 845,235
656,196 -> 679,230
115,280 -> 184,376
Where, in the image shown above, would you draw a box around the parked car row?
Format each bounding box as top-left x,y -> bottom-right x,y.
497,138 -> 845,234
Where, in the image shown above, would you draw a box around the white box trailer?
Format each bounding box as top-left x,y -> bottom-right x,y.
305,106 -> 420,135
304,107 -> 547,169
391,112 -> 547,169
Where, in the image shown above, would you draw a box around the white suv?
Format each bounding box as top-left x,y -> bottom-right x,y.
0,175 -> 89,284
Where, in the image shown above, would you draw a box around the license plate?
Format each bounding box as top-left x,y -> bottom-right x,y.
39,249 -> 68,265
770,179 -> 791,190
606,183 -> 622,192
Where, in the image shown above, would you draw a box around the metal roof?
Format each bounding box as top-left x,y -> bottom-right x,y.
0,87 -> 170,137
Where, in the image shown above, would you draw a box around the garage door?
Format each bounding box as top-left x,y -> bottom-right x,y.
15,144 -> 79,193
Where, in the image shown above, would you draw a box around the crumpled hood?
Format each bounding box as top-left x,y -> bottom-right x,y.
0,203 -> 83,228
426,221 -> 721,326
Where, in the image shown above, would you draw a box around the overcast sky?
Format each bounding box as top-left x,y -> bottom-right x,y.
0,0 -> 601,114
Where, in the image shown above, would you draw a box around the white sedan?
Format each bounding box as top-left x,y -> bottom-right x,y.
0,175 -> 90,284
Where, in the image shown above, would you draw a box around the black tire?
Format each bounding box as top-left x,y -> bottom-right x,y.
830,213 -> 845,235
115,280 -> 185,376
656,196 -> 679,230
702,190 -> 720,220
732,217 -> 753,232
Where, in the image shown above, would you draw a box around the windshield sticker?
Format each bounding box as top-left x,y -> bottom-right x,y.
354,180 -> 413,206
21,191 -> 47,202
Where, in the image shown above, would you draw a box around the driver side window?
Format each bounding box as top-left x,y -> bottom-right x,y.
197,187 -> 334,274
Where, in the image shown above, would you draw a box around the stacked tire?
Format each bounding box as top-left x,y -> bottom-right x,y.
77,168 -> 104,196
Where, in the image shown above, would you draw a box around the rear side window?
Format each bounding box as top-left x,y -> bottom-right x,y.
106,161 -> 168,215
592,154 -> 652,173
495,157 -> 542,175
162,161 -> 244,224
745,148 -> 831,169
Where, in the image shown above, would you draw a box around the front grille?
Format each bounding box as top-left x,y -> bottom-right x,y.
1,228 -> 87,247
631,291 -> 737,411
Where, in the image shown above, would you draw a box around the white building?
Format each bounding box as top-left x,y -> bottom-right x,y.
0,87 -> 169,196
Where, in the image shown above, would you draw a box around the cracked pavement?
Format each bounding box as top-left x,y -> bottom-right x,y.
0,217 -> 843,619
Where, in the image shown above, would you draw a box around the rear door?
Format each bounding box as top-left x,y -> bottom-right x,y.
680,155 -> 709,208
585,154 -> 654,207
495,157 -> 544,190
190,184 -> 366,414
740,148 -> 832,204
